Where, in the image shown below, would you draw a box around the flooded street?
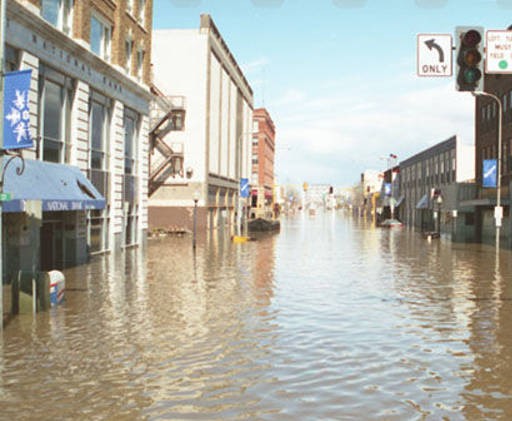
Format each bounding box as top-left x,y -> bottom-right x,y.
3,211 -> 512,420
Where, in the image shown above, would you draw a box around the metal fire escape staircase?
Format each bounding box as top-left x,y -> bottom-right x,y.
149,87 -> 186,197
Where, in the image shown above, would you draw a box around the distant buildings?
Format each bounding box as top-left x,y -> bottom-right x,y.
251,108 -> 276,218
400,136 -> 475,239
149,14 -> 254,232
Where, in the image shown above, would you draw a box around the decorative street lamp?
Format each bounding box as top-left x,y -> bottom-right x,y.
0,152 -> 25,329
192,190 -> 200,249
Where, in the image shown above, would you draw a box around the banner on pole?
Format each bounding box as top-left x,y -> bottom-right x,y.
483,159 -> 497,188
3,69 -> 33,150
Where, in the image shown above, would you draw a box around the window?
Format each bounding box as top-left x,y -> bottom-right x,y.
503,93 -> 508,113
137,0 -> 146,26
90,15 -> 111,61
124,107 -> 138,175
39,64 -> 74,163
127,0 -> 134,13
41,0 -> 73,35
89,91 -> 110,171
125,39 -> 133,74
136,49 -> 145,81
5,45 -> 19,72
123,107 -> 139,246
88,92 -> 111,254
172,111 -> 184,130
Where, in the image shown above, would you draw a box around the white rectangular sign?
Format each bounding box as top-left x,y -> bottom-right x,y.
417,34 -> 452,77
486,30 -> 512,74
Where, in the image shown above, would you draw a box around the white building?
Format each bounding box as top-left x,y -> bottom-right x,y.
3,0 -> 152,278
150,14 -> 254,232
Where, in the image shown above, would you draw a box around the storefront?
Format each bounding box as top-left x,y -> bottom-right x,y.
3,159 -> 105,277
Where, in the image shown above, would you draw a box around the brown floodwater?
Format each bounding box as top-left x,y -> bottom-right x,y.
2,211 -> 512,420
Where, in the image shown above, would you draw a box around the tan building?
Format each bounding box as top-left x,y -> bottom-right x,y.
250,108 -> 276,217
3,0 -> 153,277
150,15 -> 254,233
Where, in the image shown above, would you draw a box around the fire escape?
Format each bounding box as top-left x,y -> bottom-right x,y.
149,85 -> 186,196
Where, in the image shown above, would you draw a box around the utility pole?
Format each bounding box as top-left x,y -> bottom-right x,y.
0,0 -> 7,329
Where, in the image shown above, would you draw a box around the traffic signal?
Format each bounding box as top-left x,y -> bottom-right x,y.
455,26 -> 484,92
431,188 -> 442,200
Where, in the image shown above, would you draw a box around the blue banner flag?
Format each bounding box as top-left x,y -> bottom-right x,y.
483,159 -> 497,188
3,69 -> 33,150
240,177 -> 250,198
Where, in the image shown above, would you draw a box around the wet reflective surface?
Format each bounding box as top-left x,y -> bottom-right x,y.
3,211 -> 512,419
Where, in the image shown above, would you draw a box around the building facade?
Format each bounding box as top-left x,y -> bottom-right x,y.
250,108 -> 276,218
400,136 -> 475,239
149,14 -> 254,233
4,0 -> 153,279
358,170 -> 382,220
471,73 -> 512,246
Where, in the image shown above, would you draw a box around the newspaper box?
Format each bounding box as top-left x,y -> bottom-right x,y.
48,270 -> 65,306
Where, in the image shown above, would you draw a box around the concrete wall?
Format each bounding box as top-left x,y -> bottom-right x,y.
150,17 -> 254,230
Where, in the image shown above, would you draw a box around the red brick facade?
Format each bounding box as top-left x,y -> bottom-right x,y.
252,108 -> 276,202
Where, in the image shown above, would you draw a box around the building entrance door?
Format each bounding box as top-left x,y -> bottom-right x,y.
40,219 -> 64,271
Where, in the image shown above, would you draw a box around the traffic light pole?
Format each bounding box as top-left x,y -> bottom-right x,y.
473,91 -> 503,250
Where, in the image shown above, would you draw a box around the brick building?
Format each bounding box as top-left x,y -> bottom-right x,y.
250,108 -> 276,217
472,72 -> 512,245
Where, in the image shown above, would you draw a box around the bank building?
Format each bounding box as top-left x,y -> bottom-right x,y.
2,0 -> 153,283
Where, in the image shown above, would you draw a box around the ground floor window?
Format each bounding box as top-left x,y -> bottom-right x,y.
88,209 -> 109,253
124,203 -> 138,246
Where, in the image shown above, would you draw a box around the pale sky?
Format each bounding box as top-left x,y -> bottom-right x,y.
153,0 -> 511,187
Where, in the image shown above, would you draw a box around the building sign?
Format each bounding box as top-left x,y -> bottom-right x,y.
483,159 -> 497,188
417,34 -> 453,77
44,200 -> 104,212
3,69 -> 33,150
384,183 -> 391,196
485,30 -> 512,74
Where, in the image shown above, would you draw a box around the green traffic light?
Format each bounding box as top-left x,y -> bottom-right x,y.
463,67 -> 482,84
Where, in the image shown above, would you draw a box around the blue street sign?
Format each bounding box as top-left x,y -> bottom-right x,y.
483,159 -> 497,188
240,177 -> 250,198
3,69 -> 33,150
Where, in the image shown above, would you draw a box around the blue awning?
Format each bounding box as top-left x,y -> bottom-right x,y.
2,159 -> 106,213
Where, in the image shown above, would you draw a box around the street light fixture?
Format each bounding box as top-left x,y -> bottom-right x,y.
473,91 -> 502,249
192,189 -> 200,249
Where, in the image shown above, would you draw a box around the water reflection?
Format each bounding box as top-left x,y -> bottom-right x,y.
4,212 -> 512,418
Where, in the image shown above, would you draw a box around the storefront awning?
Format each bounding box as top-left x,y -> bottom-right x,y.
2,159 -> 106,213
416,193 -> 429,209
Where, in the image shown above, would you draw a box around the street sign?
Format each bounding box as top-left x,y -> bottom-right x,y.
417,34 -> 452,77
240,178 -> 250,198
485,30 -> 512,74
0,192 -> 11,201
